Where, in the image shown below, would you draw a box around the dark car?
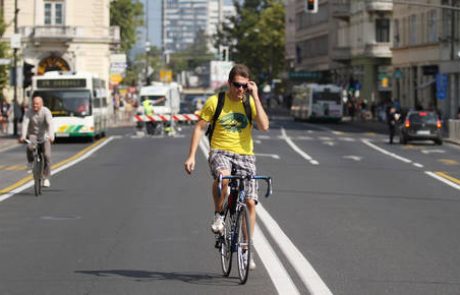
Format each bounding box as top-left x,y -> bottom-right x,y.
399,111 -> 443,145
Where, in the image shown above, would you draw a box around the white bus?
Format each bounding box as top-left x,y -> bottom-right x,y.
291,83 -> 343,122
31,71 -> 110,140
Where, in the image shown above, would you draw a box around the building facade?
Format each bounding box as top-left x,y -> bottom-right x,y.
2,0 -> 119,101
162,0 -> 223,53
392,0 -> 460,119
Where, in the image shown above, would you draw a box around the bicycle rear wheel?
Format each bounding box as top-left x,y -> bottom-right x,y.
236,205 -> 251,284
33,158 -> 41,197
220,204 -> 233,277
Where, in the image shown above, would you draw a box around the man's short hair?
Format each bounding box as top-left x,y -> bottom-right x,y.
228,64 -> 251,81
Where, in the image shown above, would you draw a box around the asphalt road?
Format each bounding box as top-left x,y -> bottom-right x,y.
1,117 -> 460,295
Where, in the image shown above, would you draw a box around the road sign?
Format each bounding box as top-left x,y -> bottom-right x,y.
160,69 -> 172,83
436,73 -> 448,100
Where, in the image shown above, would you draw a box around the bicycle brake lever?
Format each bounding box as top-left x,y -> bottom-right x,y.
265,177 -> 272,198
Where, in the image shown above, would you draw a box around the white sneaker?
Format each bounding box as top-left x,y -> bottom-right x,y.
249,257 -> 256,270
211,213 -> 224,234
42,178 -> 50,188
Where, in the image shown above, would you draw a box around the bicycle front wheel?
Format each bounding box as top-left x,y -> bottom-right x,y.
220,205 -> 233,277
236,205 -> 251,284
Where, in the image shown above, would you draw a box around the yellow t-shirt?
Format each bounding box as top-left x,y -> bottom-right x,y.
200,93 -> 257,155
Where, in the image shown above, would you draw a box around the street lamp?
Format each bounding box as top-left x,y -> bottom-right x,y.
145,41 -> 150,85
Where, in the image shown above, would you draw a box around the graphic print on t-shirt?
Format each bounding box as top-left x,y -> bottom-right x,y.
218,112 -> 248,133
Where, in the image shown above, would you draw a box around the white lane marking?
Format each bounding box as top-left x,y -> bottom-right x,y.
256,153 -> 280,160
413,163 -> 424,168
362,139 -> 412,163
257,135 -> 271,140
343,155 -> 362,161
0,137 -> 115,202
319,136 -> 333,141
421,149 -> 445,154
323,141 -> 335,146
296,136 -> 314,140
338,137 -> 355,142
257,204 -> 333,295
425,171 -> 460,191
254,226 -> 300,294
281,128 -> 319,165
198,137 -> 303,293
254,139 -> 262,144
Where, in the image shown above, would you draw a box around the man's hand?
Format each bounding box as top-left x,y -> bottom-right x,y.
247,81 -> 258,98
18,137 -> 25,143
184,157 -> 195,175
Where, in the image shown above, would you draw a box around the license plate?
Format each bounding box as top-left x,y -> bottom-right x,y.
416,130 -> 430,135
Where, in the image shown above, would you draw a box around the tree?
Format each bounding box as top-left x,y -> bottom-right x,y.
0,8 -> 10,92
110,0 -> 144,53
215,0 -> 285,84
123,46 -> 162,86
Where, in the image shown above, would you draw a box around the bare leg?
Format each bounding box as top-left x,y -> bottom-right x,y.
212,169 -> 230,212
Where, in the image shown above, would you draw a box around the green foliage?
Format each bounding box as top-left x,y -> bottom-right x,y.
0,8 -> 10,91
169,30 -> 215,74
123,46 -> 162,85
216,0 -> 285,83
110,0 -> 144,53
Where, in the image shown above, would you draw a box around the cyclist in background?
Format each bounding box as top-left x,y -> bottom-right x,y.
19,96 -> 54,187
184,64 -> 269,270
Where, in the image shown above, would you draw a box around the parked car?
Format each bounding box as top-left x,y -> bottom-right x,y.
399,111 -> 443,145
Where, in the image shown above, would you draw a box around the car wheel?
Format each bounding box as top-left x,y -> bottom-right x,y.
435,138 -> 443,145
400,135 -> 407,145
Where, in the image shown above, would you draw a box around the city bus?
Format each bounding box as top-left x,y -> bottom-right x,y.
31,71 -> 110,140
290,83 -> 343,122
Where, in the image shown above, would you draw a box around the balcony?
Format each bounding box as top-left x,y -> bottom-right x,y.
331,46 -> 351,61
19,26 -> 80,43
365,0 -> 393,12
332,0 -> 351,21
364,42 -> 392,58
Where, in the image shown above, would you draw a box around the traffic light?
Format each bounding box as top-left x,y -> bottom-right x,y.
22,62 -> 35,88
305,0 -> 318,13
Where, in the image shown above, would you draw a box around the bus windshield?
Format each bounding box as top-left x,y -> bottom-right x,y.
33,90 -> 92,117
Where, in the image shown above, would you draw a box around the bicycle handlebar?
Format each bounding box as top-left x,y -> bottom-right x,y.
24,139 -> 46,144
217,175 -> 273,199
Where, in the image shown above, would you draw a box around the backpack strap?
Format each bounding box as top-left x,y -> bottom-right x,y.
243,94 -> 252,126
206,91 -> 226,142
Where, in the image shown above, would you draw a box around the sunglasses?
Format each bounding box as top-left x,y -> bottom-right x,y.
232,82 -> 248,89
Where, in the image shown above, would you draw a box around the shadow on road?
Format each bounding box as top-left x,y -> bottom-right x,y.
75,269 -> 240,286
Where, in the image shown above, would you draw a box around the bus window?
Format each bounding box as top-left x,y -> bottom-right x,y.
33,90 -> 91,116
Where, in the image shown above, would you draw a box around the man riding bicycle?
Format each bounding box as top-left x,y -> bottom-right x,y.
19,96 -> 54,187
184,64 -> 269,270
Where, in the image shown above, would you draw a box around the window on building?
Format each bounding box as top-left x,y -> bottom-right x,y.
409,14 -> 417,45
393,19 -> 400,47
428,10 -> 437,43
375,18 -> 390,43
44,1 -> 64,25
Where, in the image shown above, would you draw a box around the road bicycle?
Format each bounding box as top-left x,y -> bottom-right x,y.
216,170 -> 272,284
25,139 -> 45,197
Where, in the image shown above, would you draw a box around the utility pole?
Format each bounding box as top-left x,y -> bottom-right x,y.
12,0 -> 19,136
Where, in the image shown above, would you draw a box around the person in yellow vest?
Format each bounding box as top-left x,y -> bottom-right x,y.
143,97 -> 165,135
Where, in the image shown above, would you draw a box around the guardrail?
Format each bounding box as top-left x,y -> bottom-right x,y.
448,119 -> 460,142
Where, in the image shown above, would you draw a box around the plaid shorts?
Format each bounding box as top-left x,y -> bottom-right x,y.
208,149 -> 258,202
